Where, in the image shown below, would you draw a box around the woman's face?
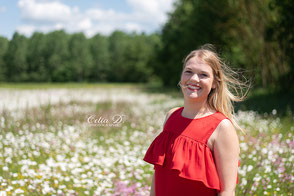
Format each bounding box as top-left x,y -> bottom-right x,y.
180,57 -> 216,102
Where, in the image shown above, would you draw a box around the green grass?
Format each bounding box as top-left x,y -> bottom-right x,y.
0,86 -> 293,195
235,88 -> 294,117
1,82 -> 294,116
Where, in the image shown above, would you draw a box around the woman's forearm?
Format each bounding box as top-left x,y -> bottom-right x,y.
218,190 -> 235,196
150,173 -> 155,196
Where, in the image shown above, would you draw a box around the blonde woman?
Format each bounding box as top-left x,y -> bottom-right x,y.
143,44 -> 249,196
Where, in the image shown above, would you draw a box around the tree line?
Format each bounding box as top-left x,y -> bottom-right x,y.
0,31 -> 159,83
0,0 -> 293,91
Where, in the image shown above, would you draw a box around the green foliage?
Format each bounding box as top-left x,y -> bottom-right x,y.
108,31 -> 159,82
89,34 -> 110,82
26,32 -> 47,82
4,32 -> 28,82
0,30 -> 159,83
45,30 -> 70,82
68,33 -> 93,82
157,0 -> 235,86
235,88 -> 294,116
223,0 -> 288,88
121,33 -> 156,82
156,0 -> 293,90
267,0 -> 294,91
108,31 -> 130,82
0,0 -> 293,92
0,36 -> 8,81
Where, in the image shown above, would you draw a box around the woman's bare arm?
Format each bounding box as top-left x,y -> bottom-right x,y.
213,119 -> 240,196
150,173 -> 155,196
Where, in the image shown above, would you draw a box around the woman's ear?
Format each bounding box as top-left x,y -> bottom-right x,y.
212,80 -> 217,89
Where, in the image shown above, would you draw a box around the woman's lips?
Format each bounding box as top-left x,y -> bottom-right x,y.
187,85 -> 201,91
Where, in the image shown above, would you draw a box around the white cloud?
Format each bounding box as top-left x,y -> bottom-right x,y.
77,18 -> 92,31
18,0 -> 73,22
125,22 -> 143,32
86,8 -> 129,24
17,25 -> 36,36
127,0 -> 174,24
16,24 -> 55,36
16,0 -> 176,37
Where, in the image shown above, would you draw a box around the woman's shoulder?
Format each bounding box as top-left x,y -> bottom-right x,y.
167,107 -> 181,116
163,107 -> 181,126
214,118 -> 240,152
214,118 -> 236,136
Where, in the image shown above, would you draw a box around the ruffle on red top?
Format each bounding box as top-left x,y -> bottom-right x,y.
143,130 -> 240,192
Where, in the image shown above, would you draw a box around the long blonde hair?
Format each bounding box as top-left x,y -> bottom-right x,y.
182,44 -> 250,133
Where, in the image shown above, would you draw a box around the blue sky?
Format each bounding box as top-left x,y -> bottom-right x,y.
0,0 -> 175,39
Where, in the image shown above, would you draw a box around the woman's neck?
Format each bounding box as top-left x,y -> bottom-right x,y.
182,100 -> 216,119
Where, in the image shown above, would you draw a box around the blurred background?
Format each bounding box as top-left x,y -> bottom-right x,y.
0,0 -> 294,114
0,0 -> 293,195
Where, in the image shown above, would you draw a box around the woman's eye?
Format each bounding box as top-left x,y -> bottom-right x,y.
185,71 -> 192,73
201,74 -> 207,77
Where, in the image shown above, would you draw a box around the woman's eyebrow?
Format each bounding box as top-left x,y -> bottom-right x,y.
200,71 -> 210,74
185,67 -> 210,74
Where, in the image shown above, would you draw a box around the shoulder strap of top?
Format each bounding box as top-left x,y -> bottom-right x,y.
163,107 -> 182,129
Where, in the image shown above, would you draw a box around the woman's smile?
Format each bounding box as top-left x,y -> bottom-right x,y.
187,84 -> 201,91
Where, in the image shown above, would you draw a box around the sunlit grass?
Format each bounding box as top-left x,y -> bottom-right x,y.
0,86 -> 293,195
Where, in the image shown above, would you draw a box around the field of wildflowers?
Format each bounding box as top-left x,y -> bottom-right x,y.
0,86 -> 293,195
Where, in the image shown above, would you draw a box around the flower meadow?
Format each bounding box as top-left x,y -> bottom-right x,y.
0,86 -> 293,196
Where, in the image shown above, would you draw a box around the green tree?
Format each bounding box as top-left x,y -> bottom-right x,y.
268,0 -> 294,91
0,36 -> 8,81
89,34 -> 110,82
108,31 -> 159,82
68,33 -> 93,82
45,30 -> 70,82
157,0 -> 234,86
156,0 -> 289,89
122,33 -> 158,82
223,0 -> 288,88
4,32 -> 28,82
108,31 -> 130,82
26,32 -> 47,82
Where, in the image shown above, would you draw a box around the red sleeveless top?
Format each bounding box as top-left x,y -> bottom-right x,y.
143,107 -> 239,195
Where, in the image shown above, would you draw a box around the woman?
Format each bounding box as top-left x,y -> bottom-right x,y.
143,44 -> 249,196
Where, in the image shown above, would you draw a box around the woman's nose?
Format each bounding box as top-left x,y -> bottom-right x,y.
190,73 -> 200,82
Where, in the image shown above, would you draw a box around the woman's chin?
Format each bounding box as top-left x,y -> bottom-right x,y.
183,90 -> 209,101
184,93 -> 201,100
185,89 -> 200,97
